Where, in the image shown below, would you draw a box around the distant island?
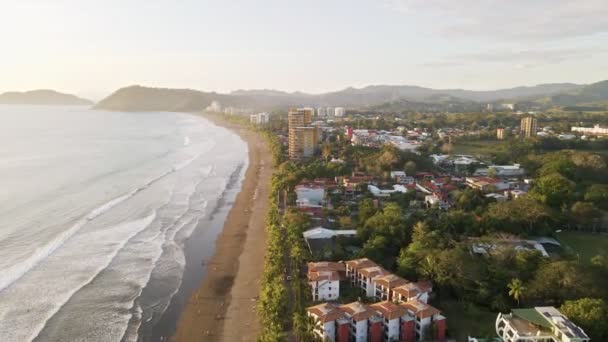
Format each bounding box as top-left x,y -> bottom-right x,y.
0,90 -> 93,106
95,80 -> 608,113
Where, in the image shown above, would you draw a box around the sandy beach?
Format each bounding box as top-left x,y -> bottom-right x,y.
172,114 -> 272,342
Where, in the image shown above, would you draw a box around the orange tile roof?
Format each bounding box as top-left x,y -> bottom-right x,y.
370,301 -> 408,320
308,262 -> 345,273
392,283 -> 420,298
307,303 -> 344,323
400,299 -> 441,319
375,274 -> 409,289
358,266 -> 389,278
344,258 -> 377,270
340,301 -> 377,322
308,270 -> 341,282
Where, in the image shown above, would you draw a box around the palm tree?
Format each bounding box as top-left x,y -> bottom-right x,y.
508,278 -> 526,307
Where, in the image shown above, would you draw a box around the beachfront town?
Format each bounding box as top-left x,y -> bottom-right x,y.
212,104 -> 608,341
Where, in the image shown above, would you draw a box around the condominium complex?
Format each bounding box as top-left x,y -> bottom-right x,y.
307,258 -> 444,342
496,307 -> 589,342
308,299 -> 446,342
520,116 -> 538,137
288,108 -> 320,159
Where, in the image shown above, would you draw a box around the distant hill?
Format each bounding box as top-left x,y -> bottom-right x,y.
0,90 -> 93,105
95,81 -> 608,112
94,85 -> 235,112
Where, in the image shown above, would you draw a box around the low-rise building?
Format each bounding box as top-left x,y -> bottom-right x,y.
496,306 -> 589,342
466,177 -> 510,192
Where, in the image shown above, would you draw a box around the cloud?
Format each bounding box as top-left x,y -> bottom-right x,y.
422,47 -> 608,68
387,0 -> 608,41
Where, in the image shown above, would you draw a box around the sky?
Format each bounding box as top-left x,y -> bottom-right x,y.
0,0 -> 607,100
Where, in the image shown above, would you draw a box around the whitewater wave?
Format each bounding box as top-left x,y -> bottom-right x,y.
0,154 -> 201,293
1,213 -> 157,342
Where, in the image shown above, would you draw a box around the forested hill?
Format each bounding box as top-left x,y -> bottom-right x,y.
0,90 -> 93,106
94,85 -> 233,112
95,81 -> 608,112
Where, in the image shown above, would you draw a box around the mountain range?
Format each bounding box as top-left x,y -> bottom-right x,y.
95,80 -> 608,113
0,90 -> 93,106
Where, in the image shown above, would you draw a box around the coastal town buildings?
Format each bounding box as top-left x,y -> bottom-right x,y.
520,116 -> 538,137
249,112 -> 269,125
496,307 -> 589,342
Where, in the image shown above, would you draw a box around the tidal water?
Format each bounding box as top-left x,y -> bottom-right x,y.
0,105 -> 248,341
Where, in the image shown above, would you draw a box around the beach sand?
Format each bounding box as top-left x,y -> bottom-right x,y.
172,114 -> 271,342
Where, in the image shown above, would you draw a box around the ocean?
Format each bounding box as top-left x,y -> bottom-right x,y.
0,105 -> 248,341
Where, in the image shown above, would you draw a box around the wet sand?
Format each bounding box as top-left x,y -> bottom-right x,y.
172,114 -> 272,341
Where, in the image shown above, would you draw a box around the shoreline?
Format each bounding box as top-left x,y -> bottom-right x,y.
171,113 -> 272,341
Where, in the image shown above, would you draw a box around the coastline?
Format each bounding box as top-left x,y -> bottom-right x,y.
171,113 -> 272,341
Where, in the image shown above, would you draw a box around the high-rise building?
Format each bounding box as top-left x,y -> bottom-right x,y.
496,128 -> 505,140
520,117 -> 537,137
289,108 -> 319,159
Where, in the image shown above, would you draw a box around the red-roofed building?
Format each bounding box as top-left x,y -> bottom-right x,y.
307,300 -> 446,342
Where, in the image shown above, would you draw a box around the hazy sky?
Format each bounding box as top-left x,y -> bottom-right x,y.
1,0 -> 607,99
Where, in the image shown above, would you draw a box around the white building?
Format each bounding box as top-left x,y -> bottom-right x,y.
496,307 -> 589,342
367,184 -> 410,197
572,124 -> 608,136
334,107 -> 346,117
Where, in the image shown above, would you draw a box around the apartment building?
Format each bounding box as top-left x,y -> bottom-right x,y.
520,116 -> 538,137
496,307 -> 589,342
307,262 -> 345,301
288,108 -> 320,159
307,300 -> 446,342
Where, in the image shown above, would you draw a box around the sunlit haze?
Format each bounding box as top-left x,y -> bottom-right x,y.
1,0 -> 607,99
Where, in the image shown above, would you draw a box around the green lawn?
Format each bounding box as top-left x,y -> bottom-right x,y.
436,299 -> 498,341
557,231 -> 608,264
453,140 -> 504,157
